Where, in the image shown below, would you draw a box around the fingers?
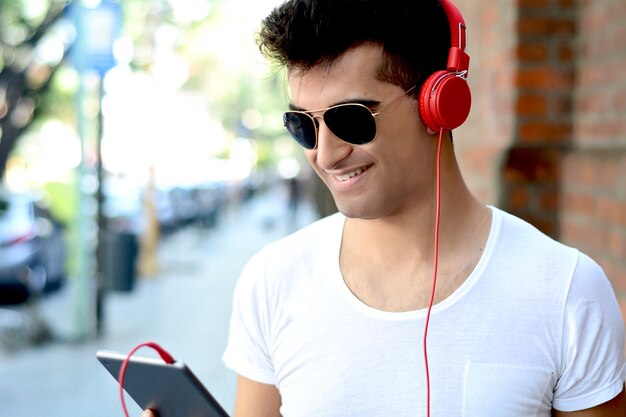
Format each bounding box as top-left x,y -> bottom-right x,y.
140,410 -> 158,417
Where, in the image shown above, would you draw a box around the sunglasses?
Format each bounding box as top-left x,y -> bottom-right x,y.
283,85 -> 416,150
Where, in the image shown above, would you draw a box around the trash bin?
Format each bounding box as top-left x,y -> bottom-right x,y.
102,230 -> 138,292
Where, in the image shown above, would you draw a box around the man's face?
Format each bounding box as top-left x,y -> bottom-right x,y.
287,44 -> 437,220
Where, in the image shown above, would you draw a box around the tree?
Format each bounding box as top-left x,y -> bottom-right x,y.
0,0 -> 73,179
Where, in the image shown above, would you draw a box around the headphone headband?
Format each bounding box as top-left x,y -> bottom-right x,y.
418,0 -> 472,132
439,0 -> 470,75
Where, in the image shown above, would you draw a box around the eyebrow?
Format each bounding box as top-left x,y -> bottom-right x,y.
288,98 -> 381,112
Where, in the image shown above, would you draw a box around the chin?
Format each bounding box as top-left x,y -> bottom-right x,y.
335,201 -> 385,221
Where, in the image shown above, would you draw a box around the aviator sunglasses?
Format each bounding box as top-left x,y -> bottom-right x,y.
283,85 -> 417,150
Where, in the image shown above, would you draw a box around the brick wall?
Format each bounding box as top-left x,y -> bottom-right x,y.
454,1 -> 517,205
563,0 -> 626,319
453,0 -> 626,326
503,0 -> 576,237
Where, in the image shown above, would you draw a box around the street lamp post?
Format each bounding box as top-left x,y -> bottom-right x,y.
69,0 -> 121,339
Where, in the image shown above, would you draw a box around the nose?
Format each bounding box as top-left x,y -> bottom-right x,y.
312,115 -> 352,170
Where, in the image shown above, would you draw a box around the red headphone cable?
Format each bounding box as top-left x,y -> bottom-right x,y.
118,341 -> 175,417
423,128 -> 444,417
115,133 -> 444,417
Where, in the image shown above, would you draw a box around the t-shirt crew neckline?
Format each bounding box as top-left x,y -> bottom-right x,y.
330,206 -> 500,321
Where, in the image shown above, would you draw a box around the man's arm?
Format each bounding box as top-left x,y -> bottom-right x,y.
553,386 -> 625,417
233,375 -> 281,417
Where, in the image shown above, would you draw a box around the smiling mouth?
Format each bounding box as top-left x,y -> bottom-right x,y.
334,166 -> 369,182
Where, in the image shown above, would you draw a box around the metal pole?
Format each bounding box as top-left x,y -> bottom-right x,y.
95,75 -> 106,337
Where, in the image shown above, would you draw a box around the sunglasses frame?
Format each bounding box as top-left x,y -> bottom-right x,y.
284,85 -> 417,150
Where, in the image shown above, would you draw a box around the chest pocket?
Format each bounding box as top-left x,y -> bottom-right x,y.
462,362 -> 556,417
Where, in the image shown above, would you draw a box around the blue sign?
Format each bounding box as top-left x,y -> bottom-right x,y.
69,0 -> 122,74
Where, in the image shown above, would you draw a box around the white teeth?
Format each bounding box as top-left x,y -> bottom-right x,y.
335,167 -> 365,182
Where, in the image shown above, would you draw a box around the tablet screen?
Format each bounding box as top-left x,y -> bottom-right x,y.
97,350 -> 230,417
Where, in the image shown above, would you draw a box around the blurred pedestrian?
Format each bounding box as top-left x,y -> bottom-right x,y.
286,176 -> 300,227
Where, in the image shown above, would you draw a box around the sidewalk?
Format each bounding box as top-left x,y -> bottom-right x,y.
0,187 -> 318,417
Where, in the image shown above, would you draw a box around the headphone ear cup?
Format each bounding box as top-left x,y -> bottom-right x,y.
419,70 -> 471,132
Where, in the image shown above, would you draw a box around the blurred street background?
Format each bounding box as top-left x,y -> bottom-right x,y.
0,1 -> 329,415
0,185 -> 318,417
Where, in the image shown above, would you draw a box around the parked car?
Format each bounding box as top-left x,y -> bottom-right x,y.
0,189 -> 66,305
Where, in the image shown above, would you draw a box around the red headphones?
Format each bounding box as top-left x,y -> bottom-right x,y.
419,0 -> 471,133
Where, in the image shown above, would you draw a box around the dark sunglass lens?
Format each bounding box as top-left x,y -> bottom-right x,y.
283,112 -> 316,149
324,105 -> 376,145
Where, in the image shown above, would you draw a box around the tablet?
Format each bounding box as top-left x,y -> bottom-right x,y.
97,350 -> 230,417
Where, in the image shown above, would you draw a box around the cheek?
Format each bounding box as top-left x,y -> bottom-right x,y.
377,119 -> 423,159
377,101 -> 422,140
376,118 -> 436,182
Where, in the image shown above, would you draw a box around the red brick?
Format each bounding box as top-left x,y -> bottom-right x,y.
560,218 -> 580,243
593,197 -> 626,227
479,6 -> 498,27
608,230 -> 626,261
562,191 -> 595,217
609,89 -> 626,110
517,43 -> 548,62
574,158 -> 598,187
603,258 -> 626,293
590,224 -> 606,250
579,61 -> 624,87
503,148 -> 560,183
516,94 -> 547,115
558,45 -> 574,61
519,122 -> 571,143
518,0 -> 549,7
538,189 -> 558,211
554,97 -> 573,115
518,17 -> 576,36
578,120 -> 626,143
509,187 -> 530,210
516,68 -> 574,90
599,160 -> 619,191
617,202 -> 626,228
577,93 -> 611,114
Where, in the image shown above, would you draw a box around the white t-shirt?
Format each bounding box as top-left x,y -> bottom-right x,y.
223,207 -> 625,416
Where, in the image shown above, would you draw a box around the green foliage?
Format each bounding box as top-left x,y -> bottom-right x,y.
1,0 -> 293,181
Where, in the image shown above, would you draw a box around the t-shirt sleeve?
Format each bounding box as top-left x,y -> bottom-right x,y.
222,252 -> 277,385
552,251 -> 626,412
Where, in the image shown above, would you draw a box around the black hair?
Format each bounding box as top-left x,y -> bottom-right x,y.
257,0 -> 451,96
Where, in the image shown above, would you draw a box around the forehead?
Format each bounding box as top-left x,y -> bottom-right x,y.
286,45 -> 388,108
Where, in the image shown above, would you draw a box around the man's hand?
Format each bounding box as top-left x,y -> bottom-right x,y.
140,410 -> 158,417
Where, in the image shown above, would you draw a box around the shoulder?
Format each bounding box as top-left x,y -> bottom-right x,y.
268,211 -> 345,250
493,206 -> 570,251
489,208 -> 625,410
554,251 -> 625,411
565,251 -> 623,330
252,211 -> 344,266
491,207 -> 609,285
235,212 -> 344,294
489,206 -> 579,273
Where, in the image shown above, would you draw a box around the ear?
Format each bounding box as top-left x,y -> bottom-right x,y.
426,127 -> 438,135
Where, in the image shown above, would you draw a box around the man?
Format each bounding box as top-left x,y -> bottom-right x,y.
142,0 -> 625,416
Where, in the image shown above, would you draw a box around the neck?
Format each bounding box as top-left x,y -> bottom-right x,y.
342,141 -> 487,263
337,139 -> 492,311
